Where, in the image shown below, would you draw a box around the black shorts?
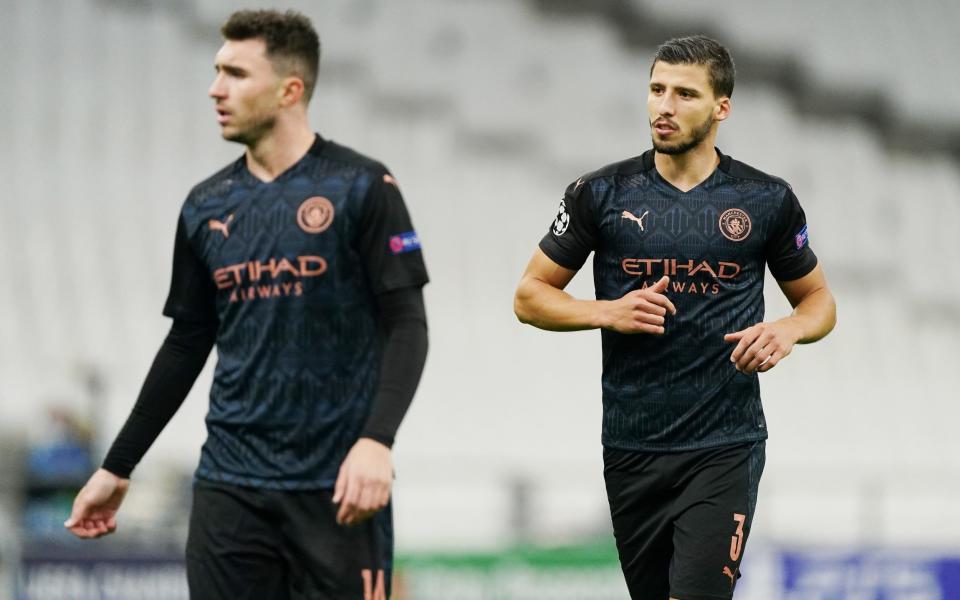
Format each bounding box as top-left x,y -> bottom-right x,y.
185,479 -> 393,600
603,441 -> 765,600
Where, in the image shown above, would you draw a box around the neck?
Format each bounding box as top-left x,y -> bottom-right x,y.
244,112 -> 316,182
653,136 -> 720,192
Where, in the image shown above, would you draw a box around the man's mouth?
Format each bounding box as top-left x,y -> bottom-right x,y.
653,120 -> 677,136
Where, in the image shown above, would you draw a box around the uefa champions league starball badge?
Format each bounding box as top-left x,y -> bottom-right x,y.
552,199 -> 570,236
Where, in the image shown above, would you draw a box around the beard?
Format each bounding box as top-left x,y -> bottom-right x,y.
651,112 -> 714,155
222,111 -> 277,146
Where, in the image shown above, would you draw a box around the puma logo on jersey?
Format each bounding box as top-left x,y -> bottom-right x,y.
621,210 -> 649,231
208,214 -> 234,238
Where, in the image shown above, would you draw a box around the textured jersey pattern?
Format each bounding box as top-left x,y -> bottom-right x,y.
540,150 -> 817,451
168,137 -> 427,489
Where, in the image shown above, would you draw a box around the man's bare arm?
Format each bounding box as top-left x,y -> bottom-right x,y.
724,263 -> 836,373
514,248 -> 675,334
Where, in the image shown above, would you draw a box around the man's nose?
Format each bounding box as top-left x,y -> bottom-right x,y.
657,93 -> 676,116
209,74 -> 226,99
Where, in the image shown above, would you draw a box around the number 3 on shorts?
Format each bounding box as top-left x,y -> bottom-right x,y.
729,513 -> 746,561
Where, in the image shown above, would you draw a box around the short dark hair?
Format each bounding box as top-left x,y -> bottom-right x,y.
651,35 -> 735,98
221,9 -> 320,103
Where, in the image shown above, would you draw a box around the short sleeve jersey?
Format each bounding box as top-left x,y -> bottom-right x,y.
165,135 -> 429,489
540,149 -> 817,452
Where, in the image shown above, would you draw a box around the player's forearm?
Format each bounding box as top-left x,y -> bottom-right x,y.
778,286 -> 836,344
514,276 -> 605,331
360,288 -> 428,448
101,319 -> 216,478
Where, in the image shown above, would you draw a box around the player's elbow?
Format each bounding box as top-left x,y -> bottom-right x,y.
801,288 -> 837,343
514,294 -> 532,325
817,287 -> 838,339
825,293 -> 838,336
513,281 -> 536,325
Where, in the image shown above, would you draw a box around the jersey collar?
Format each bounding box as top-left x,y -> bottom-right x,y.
642,147 -> 730,193
641,146 -> 730,173
307,133 -> 327,157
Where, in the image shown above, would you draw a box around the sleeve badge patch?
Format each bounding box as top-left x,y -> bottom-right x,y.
552,199 -> 570,236
795,224 -> 809,250
389,231 -> 421,254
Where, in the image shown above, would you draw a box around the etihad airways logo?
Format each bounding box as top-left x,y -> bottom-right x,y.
213,255 -> 327,303
622,258 -> 742,295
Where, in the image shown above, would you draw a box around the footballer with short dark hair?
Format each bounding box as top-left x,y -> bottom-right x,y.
65,10 -> 428,599
515,35 -> 836,599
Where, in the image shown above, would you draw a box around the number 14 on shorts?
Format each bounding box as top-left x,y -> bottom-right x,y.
361,568 -> 387,600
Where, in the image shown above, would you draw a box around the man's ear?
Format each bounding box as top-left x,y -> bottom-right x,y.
279,76 -> 305,107
715,96 -> 731,122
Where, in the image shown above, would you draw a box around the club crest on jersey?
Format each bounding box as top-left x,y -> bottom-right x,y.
552,199 -> 570,236
719,208 -> 752,242
297,196 -> 335,234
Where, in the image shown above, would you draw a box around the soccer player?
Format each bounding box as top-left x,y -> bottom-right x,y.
514,36 -> 835,599
64,10 -> 428,599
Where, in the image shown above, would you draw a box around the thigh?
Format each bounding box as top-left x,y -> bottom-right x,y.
669,442 -> 766,600
603,447 -> 674,600
279,490 -> 394,600
186,480 -> 289,600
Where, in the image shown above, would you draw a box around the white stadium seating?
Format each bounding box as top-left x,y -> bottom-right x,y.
2,0 -> 958,558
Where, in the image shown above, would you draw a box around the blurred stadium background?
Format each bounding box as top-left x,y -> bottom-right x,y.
2,0 -> 960,598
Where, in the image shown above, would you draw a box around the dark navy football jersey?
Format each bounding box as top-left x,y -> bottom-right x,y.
540,149 -> 817,452
164,135 -> 428,489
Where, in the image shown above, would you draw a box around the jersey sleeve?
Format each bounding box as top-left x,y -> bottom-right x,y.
357,171 -> 430,295
101,318 -> 216,478
162,214 -> 218,323
538,179 -> 600,270
359,287 -> 428,448
765,187 -> 819,281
